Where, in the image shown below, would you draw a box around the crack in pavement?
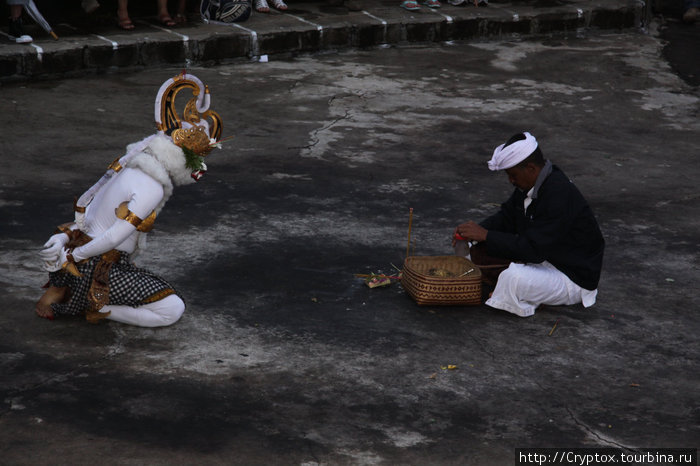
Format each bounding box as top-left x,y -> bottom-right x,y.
291,109 -> 352,152
565,406 -> 636,450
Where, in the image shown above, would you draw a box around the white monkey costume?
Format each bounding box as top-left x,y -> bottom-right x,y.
39,74 -> 223,327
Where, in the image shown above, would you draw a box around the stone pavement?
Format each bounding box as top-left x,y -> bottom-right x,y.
2,2 -> 700,466
0,0 -> 646,82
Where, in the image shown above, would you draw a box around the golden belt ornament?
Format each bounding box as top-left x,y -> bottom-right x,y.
85,250 -> 121,324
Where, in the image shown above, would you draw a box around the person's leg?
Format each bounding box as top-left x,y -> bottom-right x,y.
9,4 -> 22,19
157,0 -> 176,26
485,262 -> 582,317
103,294 -> 185,327
117,0 -> 134,29
174,0 -> 187,22
8,4 -> 33,43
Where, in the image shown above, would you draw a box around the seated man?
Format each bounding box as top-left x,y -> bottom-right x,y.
453,132 -> 604,317
35,73 -> 223,327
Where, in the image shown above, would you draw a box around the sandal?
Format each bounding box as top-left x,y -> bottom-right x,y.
423,0 -> 440,7
159,15 -> 177,27
117,16 -> 135,30
400,0 -> 420,10
255,0 -> 270,12
174,13 -> 187,24
271,0 -> 288,10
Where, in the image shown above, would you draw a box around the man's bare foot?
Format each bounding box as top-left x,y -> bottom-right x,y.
35,286 -> 68,320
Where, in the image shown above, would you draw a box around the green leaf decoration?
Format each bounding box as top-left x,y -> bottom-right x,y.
182,146 -> 204,171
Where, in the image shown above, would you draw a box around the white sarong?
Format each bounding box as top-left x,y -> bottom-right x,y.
485,261 -> 597,317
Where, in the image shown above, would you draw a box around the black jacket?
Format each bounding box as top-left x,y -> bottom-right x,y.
480,165 -> 604,290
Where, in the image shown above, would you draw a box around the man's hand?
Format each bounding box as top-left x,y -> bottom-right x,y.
453,221 -> 488,244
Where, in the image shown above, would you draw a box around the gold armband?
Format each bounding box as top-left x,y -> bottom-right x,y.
115,202 -> 156,232
108,158 -> 124,172
54,222 -> 75,236
73,197 -> 86,214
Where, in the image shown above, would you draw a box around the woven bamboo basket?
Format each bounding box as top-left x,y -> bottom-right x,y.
401,256 -> 482,306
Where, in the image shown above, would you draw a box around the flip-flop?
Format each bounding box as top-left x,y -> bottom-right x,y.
400,0 -> 420,11
159,15 -> 177,27
117,17 -> 135,30
271,0 -> 288,10
255,0 -> 270,12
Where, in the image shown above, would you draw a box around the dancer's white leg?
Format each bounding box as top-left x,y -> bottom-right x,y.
102,294 -> 185,327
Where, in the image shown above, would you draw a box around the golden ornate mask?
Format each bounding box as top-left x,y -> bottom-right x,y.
154,73 -> 223,157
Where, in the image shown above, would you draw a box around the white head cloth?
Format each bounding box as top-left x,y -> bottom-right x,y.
487,132 -> 538,171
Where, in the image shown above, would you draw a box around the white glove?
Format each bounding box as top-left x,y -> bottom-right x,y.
42,248 -> 81,277
42,248 -> 68,272
39,233 -> 69,262
43,259 -> 62,273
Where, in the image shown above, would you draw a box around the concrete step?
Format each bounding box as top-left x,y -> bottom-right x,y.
0,0 -> 646,82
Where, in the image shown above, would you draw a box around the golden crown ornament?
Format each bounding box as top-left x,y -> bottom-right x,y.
154,72 -> 223,157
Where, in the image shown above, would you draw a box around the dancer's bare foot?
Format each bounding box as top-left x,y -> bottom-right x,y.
35,286 -> 68,320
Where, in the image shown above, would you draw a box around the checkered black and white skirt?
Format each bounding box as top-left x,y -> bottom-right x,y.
49,252 -> 179,316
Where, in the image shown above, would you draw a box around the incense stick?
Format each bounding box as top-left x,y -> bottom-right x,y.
354,273 -> 401,280
406,208 -> 414,259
